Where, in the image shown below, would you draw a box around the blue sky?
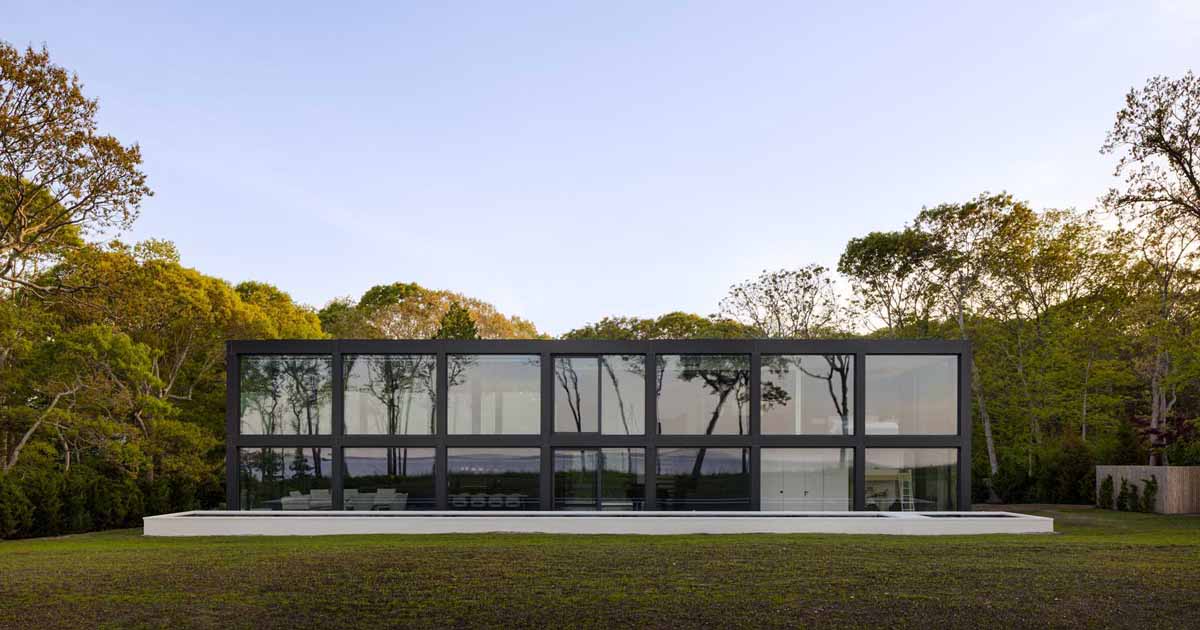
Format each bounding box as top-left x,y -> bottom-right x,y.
7,2 -> 1200,335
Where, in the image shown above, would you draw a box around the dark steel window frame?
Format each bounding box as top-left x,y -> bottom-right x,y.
226,339 -> 971,511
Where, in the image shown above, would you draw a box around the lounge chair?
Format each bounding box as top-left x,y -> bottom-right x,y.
281,494 -> 310,510
309,488 -> 332,510
487,494 -> 504,509
450,493 -> 467,508
505,494 -> 522,509
469,494 -> 486,509
374,488 -> 402,510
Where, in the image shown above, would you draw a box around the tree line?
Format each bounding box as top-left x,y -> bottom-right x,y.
0,41 -> 1196,536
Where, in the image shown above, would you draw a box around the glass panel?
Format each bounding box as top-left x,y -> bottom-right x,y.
760,449 -> 853,511
554,355 -> 645,435
761,355 -> 854,435
447,355 -> 540,434
343,355 -> 437,435
657,355 -> 751,435
655,447 -> 751,510
865,355 -> 957,435
238,447 -> 332,510
343,447 -> 436,510
864,448 -> 958,511
447,448 -> 540,509
239,355 -> 333,435
553,448 -> 645,510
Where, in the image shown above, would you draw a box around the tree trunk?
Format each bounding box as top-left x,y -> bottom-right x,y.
690,389 -> 733,479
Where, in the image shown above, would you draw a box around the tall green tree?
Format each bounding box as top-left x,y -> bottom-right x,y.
837,228 -> 941,336
433,302 -> 479,340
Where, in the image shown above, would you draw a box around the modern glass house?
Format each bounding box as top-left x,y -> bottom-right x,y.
227,339 -> 971,513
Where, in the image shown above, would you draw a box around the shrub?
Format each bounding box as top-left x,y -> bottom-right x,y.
1116,479 -> 1130,511
1164,439 -> 1200,466
1098,475 -> 1115,509
0,475 -> 34,539
1127,483 -> 1140,512
21,468 -> 65,537
1140,475 -> 1159,513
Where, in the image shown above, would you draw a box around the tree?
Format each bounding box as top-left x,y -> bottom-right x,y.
433,302 -> 479,339
1120,213 -> 1200,463
718,264 -> 846,338
1102,71 -> 1200,229
914,193 -> 1038,496
320,282 -> 540,339
235,282 -> 325,339
0,44 -> 150,292
562,312 -> 760,340
837,228 -> 941,336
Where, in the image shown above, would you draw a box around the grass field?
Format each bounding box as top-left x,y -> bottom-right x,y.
2,506 -> 1198,629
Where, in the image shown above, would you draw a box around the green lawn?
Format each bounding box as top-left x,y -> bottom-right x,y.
2,506 -> 1198,629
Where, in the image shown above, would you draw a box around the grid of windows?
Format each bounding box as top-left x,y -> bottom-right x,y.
228,342 -> 968,511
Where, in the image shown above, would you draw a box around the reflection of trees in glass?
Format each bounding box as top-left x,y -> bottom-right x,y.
668,356 -> 754,478
241,357 -> 286,434
280,357 -> 332,477
762,354 -> 852,435
602,356 -> 640,436
554,355 -> 641,435
555,359 -> 587,432
241,448 -> 284,508
345,355 -> 436,474
240,356 -> 331,477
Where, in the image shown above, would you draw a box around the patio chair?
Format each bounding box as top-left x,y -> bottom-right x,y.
504,494 -> 522,509
487,494 -> 504,509
469,494 -> 486,509
343,488 -> 358,510
450,493 -> 467,509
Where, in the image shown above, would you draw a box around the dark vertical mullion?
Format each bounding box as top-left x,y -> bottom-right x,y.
853,352 -> 867,511
540,352 -> 553,510
435,352 -> 449,509
750,350 -> 762,511
225,344 -> 239,509
644,352 -> 657,510
331,348 -> 345,509
959,348 -> 973,511
595,357 -> 603,435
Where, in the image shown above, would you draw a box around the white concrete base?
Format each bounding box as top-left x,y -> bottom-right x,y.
143,510 -> 1053,537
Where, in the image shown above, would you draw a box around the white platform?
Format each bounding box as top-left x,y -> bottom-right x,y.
143,510 -> 1053,537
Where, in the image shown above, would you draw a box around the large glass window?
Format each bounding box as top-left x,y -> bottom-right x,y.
761,355 -> 854,435
343,355 -> 436,435
554,356 -> 645,435
760,449 -> 853,511
865,355 -> 957,434
238,447 -> 332,510
239,355 -> 333,435
448,355 -> 540,434
343,447 -> 436,510
447,448 -> 540,509
655,447 -> 751,510
657,355 -> 751,435
553,448 -> 645,510
864,448 -> 957,511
